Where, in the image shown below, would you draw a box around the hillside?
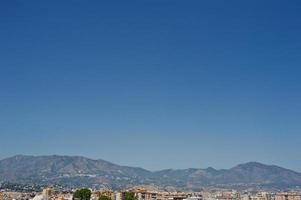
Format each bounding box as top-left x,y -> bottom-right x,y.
0,155 -> 300,190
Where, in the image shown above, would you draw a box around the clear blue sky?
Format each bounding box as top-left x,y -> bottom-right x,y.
0,1 -> 301,171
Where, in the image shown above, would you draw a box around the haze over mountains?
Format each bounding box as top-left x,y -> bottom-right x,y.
0,155 -> 300,190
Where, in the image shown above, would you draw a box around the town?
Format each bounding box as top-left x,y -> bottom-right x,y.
1,186 -> 301,200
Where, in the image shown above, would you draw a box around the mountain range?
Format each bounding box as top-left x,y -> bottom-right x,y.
0,155 -> 300,190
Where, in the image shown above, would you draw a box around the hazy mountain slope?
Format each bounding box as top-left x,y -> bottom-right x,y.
214,162 -> 301,185
0,155 -> 152,188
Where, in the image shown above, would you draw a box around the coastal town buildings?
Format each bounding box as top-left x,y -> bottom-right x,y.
1,186 -> 301,200
275,193 -> 301,200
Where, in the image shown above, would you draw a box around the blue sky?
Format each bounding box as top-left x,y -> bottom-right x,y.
0,1 -> 301,171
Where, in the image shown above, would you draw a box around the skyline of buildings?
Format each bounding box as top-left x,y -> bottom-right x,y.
1,186 -> 301,200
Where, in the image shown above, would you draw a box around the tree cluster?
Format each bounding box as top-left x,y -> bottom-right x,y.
73,188 -> 92,200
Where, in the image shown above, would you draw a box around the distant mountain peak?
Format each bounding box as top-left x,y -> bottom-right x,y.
233,161 -> 269,168
205,167 -> 217,171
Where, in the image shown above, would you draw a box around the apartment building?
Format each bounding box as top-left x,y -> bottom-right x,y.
92,190 -> 114,200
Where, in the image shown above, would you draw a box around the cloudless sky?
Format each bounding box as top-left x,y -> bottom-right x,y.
0,1 -> 301,171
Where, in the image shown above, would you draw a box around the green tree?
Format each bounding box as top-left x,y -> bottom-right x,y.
98,196 -> 112,200
73,188 -> 91,200
124,192 -> 138,200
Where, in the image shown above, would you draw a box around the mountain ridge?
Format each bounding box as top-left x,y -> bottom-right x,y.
0,155 -> 300,190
